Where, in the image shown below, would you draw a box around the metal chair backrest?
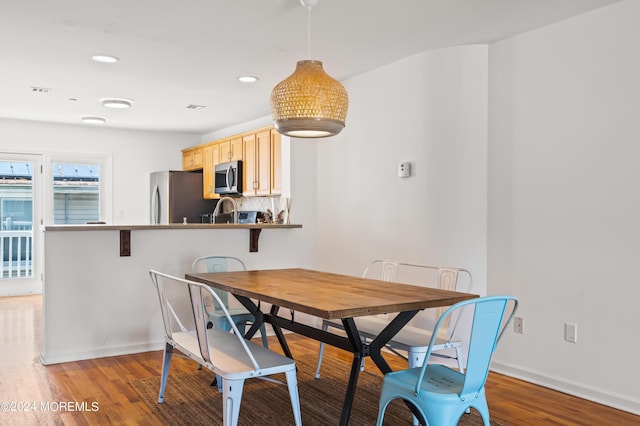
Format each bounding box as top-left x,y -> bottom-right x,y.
149,269 -> 260,371
362,259 -> 472,335
415,296 -> 518,398
191,256 -> 246,309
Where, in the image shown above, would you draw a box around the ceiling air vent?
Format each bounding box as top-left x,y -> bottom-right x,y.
31,86 -> 52,93
186,104 -> 205,110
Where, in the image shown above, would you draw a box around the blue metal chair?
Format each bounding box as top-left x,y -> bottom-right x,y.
192,256 -> 268,348
376,295 -> 518,426
192,256 -> 269,392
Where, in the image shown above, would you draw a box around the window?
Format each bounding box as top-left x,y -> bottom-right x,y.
52,163 -> 100,224
44,155 -> 112,226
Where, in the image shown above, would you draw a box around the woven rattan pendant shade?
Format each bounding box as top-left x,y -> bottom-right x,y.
271,60 -> 348,138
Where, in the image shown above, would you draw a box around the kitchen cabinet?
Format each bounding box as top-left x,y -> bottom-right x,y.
242,133 -> 258,196
202,144 -> 219,199
271,130 -> 282,195
243,130 -> 273,196
218,137 -> 243,163
182,146 -> 203,171
186,125 -> 282,199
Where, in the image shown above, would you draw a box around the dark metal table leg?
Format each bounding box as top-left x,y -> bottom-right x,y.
269,307 -> 294,359
339,354 -> 363,426
234,295 -> 263,340
232,296 -> 294,358
338,318 -> 365,426
369,310 -> 426,425
230,292 -> 424,424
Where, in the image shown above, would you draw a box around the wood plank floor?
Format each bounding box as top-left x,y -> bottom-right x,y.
1,295 -> 637,425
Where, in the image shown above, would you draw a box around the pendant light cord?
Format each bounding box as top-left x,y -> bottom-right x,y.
306,5 -> 312,59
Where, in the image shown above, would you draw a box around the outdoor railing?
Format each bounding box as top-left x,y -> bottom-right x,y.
0,230 -> 33,278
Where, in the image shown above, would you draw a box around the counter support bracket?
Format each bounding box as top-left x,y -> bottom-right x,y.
249,228 -> 262,252
120,230 -> 131,256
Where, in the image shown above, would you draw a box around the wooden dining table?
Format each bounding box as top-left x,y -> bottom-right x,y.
186,268 -> 477,425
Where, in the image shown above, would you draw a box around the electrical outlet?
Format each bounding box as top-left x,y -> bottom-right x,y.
513,316 -> 524,334
564,323 -> 577,343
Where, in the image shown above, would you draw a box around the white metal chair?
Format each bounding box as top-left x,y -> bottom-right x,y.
149,270 -> 302,426
315,260 -> 473,380
192,256 -> 269,348
376,296 -> 518,426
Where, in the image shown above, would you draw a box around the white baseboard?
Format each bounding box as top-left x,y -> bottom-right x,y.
38,330 -> 283,366
40,341 -> 165,365
491,361 -> 640,416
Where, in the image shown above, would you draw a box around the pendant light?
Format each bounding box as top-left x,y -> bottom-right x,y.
270,0 -> 348,138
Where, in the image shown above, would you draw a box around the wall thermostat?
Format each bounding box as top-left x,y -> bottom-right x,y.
398,162 -> 411,178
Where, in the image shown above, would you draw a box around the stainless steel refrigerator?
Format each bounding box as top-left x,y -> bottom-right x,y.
150,170 -> 216,224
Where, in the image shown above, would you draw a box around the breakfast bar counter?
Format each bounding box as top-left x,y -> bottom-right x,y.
44,223 -> 302,231
41,222 -> 312,365
45,223 -> 302,253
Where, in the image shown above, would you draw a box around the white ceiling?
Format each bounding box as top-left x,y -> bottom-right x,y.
0,0 -> 618,135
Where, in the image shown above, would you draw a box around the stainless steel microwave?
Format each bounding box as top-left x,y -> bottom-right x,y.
214,160 -> 243,195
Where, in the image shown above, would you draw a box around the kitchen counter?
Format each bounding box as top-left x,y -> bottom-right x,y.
45,223 -> 302,231
45,223 -> 302,253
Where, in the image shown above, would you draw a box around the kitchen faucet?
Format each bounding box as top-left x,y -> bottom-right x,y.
211,196 -> 238,224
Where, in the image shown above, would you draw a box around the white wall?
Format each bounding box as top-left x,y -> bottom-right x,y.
315,45 -> 488,297
311,46 -> 488,368
0,117 -> 199,225
488,0 -> 640,414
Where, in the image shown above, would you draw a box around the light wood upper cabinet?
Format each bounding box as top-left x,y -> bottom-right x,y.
188,125 -> 282,199
255,130 -> 272,196
212,143 -> 221,168
219,137 -> 243,163
202,144 -> 219,199
242,133 -> 257,196
231,138 -> 243,162
243,130 -> 275,196
271,130 -> 282,195
182,147 -> 203,171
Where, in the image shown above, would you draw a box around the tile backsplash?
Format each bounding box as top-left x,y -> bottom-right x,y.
236,196 -> 288,222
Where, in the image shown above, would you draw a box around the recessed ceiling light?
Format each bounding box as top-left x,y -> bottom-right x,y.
238,76 -> 259,83
92,54 -> 119,63
102,98 -> 132,109
81,116 -> 106,124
